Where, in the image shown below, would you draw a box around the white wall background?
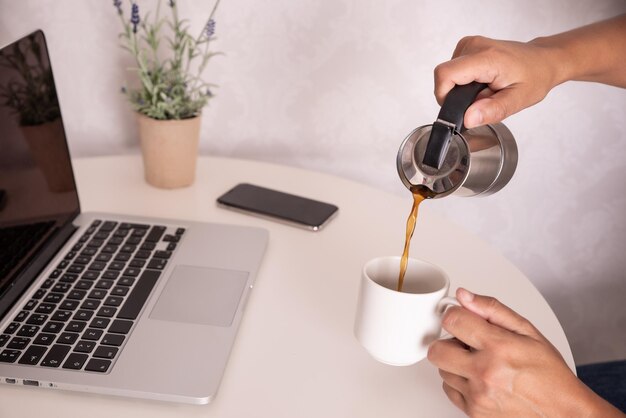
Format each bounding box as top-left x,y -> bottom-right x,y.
1,0 -> 625,365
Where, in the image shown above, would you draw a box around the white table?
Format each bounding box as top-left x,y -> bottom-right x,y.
1,155 -> 574,417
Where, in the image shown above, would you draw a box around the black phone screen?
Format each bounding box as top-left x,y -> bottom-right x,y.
216,183 -> 338,230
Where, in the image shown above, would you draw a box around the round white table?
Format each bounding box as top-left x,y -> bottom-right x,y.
1,155 -> 574,417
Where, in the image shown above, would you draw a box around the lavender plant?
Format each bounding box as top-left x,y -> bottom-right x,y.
114,0 -> 221,120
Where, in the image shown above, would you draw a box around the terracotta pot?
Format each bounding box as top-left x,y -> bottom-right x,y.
21,118 -> 75,193
136,113 -> 201,189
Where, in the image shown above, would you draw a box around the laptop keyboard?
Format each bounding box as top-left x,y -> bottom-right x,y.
0,219 -> 184,373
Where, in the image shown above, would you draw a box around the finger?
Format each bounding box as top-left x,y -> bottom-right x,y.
463,87 -> 532,128
441,306 -> 511,350
439,369 -> 469,394
451,35 -> 492,59
456,288 -> 538,337
433,53 -> 500,105
427,337 -> 473,378
442,382 -> 468,414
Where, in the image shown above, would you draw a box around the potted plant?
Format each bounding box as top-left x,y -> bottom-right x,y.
113,0 -> 221,189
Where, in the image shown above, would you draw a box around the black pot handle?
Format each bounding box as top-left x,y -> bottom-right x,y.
422,81 -> 488,169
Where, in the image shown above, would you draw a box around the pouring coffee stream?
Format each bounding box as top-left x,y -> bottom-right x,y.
396,82 -> 519,291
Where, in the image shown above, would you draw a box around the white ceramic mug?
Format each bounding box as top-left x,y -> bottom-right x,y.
354,256 -> 459,366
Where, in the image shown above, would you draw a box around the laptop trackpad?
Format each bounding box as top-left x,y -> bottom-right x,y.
150,265 -> 248,327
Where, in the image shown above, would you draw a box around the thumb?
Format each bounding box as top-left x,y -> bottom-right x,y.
463,87 -> 527,128
456,288 -> 537,337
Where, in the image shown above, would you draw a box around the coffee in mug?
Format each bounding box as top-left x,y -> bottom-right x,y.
354,256 -> 458,366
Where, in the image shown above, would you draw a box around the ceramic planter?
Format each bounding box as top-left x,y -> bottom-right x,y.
136,112 -> 201,189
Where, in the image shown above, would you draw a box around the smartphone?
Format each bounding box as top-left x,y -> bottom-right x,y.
216,183 -> 339,231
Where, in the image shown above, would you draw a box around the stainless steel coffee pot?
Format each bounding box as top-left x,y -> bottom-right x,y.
397,82 -> 518,198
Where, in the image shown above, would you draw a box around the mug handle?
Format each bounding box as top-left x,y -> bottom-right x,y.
436,296 -> 461,339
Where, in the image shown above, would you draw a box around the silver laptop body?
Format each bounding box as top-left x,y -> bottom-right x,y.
0,30 -> 268,404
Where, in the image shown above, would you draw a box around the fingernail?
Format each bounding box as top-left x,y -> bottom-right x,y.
466,110 -> 483,128
458,288 -> 474,303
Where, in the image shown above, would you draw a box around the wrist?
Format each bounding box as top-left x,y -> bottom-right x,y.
528,36 -> 574,89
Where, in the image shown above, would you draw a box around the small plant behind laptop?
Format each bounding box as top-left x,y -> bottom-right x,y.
113,0 -> 221,189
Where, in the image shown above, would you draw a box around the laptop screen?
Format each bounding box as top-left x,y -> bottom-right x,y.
0,31 -> 79,308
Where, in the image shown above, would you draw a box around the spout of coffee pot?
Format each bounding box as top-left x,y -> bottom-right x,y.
421,82 -> 488,170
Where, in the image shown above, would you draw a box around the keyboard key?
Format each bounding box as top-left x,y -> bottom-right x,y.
44,293 -> 63,304
0,349 -> 22,363
83,328 -> 104,341
41,344 -> 71,367
129,259 -> 145,268
65,321 -> 87,333
87,239 -> 104,248
103,296 -> 123,307
140,242 -> 156,251
108,237 -> 124,245
85,358 -> 111,373
19,345 -> 47,365
0,334 -> 10,347
67,289 -> 88,300
33,288 -> 47,299
145,226 -> 166,243
118,277 -> 135,287
93,345 -> 118,359
35,303 -> 56,314
108,262 -> 125,271
114,229 -> 130,238
126,237 -> 142,245
108,320 -> 133,335
51,310 -> 73,322
4,322 -> 20,334
67,264 -> 84,274
147,258 -> 167,270
17,325 -> 39,337
74,340 -> 96,353
114,253 -> 131,262
96,306 -> 117,318
60,273 -> 79,283
154,250 -> 172,259
94,232 -> 110,240
74,256 -> 91,265
131,229 -> 147,238
57,260 -> 70,269
163,234 -> 180,243
101,333 -> 125,347
50,269 -> 62,279
120,245 -> 136,254
91,219 -> 102,227
89,261 -> 107,271
65,251 -> 77,260
52,283 -> 72,293
86,226 -> 97,234
100,221 -> 118,232
60,300 -> 80,311
7,336 -> 30,350
90,318 -> 110,329
101,245 -> 119,254
74,280 -> 93,291
81,299 -> 101,310
81,247 -> 97,256
95,279 -> 114,290
26,314 -> 48,326
166,242 -> 177,251
13,310 -> 29,322
42,321 -> 64,334
73,310 -> 94,322
123,267 -> 141,277
33,333 -> 56,345
175,227 -> 185,235
111,286 -> 129,297
58,332 -> 80,345
134,250 -> 151,260
82,270 -> 100,280
24,299 -> 38,310
102,270 -> 120,280
41,278 -> 55,289
88,289 -> 107,300
63,352 -> 88,370
72,243 -> 84,252
96,253 -> 112,262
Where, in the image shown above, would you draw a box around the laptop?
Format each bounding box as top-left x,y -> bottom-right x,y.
0,30 -> 268,404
